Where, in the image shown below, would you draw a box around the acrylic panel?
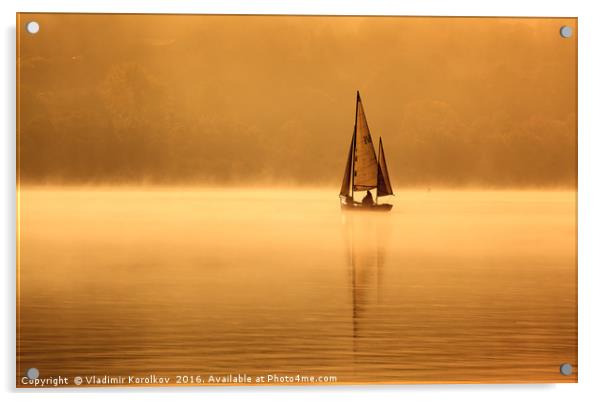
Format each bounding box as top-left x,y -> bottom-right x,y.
16,13 -> 577,387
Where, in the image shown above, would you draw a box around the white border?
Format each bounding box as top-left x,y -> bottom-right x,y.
2,0 -> 585,17
3,1 -> 601,400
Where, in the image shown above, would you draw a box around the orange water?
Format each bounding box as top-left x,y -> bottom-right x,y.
17,188 -> 577,386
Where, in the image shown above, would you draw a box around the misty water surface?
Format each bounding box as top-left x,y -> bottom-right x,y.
17,187 -> 577,385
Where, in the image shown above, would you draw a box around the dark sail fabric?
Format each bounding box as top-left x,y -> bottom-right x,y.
339,132 -> 354,197
377,137 -> 394,197
353,93 -> 378,191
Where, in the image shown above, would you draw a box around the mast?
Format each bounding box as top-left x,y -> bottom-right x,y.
350,130 -> 356,199
376,137 -> 381,205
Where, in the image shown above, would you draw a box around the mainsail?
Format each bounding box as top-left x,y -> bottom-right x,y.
353,93 -> 379,191
377,137 -> 394,197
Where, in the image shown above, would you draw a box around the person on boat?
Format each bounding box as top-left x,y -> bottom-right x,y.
362,190 -> 374,206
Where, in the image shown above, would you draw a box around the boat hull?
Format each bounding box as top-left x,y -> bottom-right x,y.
340,202 -> 393,212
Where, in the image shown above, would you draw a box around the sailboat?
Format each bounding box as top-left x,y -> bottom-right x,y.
340,91 -> 394,211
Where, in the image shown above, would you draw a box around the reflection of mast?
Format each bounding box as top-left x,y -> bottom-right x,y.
376,233 -> 387,305
349,225 -> 357,344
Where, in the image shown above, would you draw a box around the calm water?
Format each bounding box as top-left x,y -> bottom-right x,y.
17,188 -> 577,385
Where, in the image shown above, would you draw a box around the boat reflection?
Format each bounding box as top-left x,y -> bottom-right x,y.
342,212 -> 393,356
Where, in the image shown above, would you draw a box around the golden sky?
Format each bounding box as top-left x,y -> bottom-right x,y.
18,14 -> 577,187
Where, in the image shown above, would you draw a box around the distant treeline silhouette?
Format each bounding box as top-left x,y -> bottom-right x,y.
19,64 -> 575,187
18,15 -> 576,187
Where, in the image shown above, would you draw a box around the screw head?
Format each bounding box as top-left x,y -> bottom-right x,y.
26,21 -> 40,35
560,26 -> 573,38
26,367 -> 39,380
559,363 -> 573,376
